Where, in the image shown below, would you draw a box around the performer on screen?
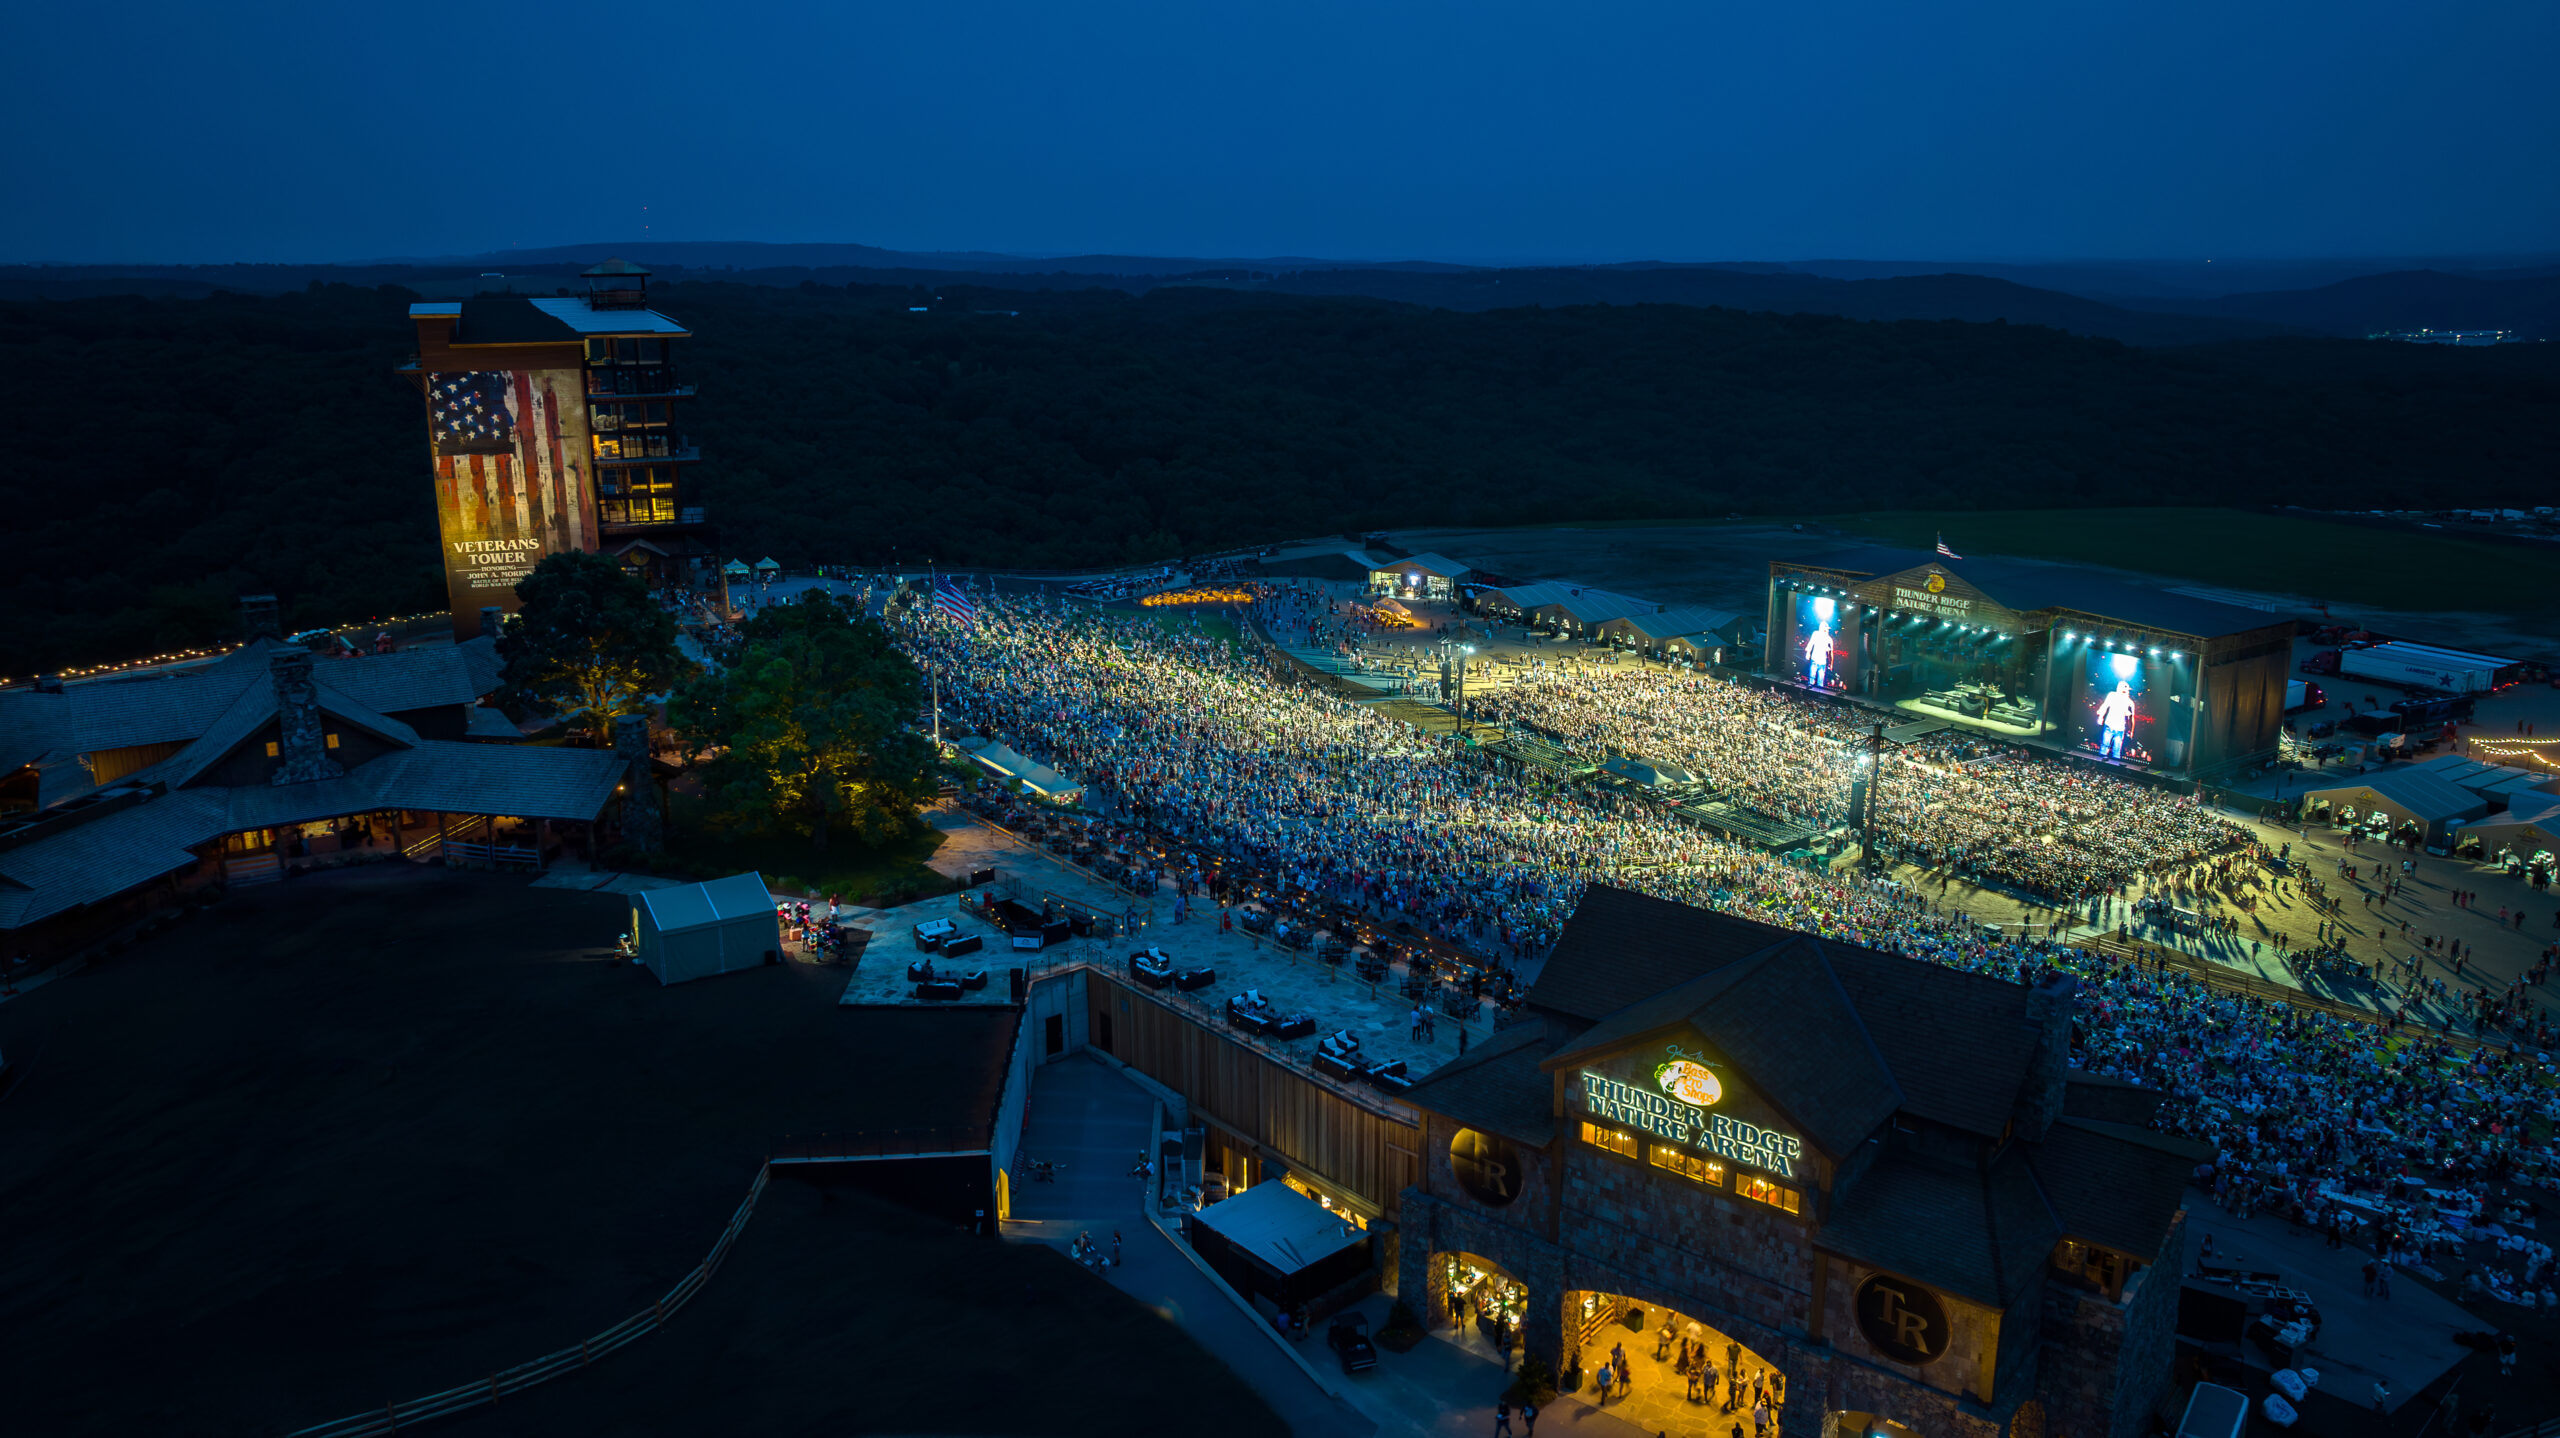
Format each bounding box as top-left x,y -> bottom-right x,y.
2096,678 -> 2137,759
1802,621 -> 1836,689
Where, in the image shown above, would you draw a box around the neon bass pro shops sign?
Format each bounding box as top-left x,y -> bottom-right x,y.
1578,1071 -> 1803,1179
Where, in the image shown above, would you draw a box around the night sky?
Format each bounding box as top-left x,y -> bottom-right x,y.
5,0 -> 2552,264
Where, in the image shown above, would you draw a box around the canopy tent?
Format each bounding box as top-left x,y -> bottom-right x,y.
2450,794 -> 2560,856
960,738 -> 1083,802
2300,769 -> 2487,848
632,872 -> 779,985
1367,552 -> 1473,600
1601,754 -> 1697,786
1603,605 -> 1750,647
722,560 -> 752,577
1186,1178 -> 1372,1308
753,557 -> 781,572
2405,754 -> 2558,804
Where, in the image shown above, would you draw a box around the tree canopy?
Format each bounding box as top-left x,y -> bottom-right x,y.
493,550 -> 691,742
671,594 -> 930,849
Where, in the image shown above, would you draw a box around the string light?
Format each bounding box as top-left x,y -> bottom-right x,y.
0,609 -> 455,689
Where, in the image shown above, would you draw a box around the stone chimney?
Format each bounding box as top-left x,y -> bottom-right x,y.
478,605 -> 504,642
269,647 -> 344,786
2013,972 -> 2078,1142
239,593 -> 281,643
614,713 -> 662,853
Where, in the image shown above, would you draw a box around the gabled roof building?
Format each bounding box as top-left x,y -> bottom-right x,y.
1396,885 -> 2198,1438
0,636 -> 644,953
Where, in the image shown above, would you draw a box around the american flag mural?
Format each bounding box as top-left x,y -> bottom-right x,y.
426,368 -> 598,628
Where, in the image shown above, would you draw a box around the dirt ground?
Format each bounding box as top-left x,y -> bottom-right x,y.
0,865 -> 1279,1437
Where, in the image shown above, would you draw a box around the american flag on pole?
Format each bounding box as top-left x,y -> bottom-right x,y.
1936,533 -> 1963,560
934,574 -> 976,624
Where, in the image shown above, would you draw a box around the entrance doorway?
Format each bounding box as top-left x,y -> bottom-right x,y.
1567,1289 -> 1786,1437
1434,1252 -> 1528,1368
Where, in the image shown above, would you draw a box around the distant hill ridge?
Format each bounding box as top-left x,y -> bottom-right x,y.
5,241 -> 2557,344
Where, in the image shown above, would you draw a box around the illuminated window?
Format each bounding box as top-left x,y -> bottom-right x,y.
1738,1175 -> 1800,1214
1579,1121 -> 1639,1160
1649,1144 -> 1725,1188
264,741 -> 278,757
324,733 -> 339,750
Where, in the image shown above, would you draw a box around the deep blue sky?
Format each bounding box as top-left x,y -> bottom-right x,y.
6,0 -> 2553,265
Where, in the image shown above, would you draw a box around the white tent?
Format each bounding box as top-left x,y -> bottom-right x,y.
633,872 -> 779,985
962,739 -> 1084,802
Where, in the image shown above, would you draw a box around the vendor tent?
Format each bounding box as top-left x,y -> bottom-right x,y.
2451,794 -> 2560,855
2300,768 -> 2487,848
632,872 -> 779,985
1186,1179 -> 1372,1308
1600,605 -> 1750,652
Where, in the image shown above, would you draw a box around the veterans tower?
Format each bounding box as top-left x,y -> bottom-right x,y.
403,259 -> 713,638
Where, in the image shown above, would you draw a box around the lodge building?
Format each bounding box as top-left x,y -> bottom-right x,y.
1382,887 -> 2200,1438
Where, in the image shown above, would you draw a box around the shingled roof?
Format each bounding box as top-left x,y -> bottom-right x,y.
2027,1117 -> 2208,1262
1398,1023 -> 1558,1146
0,637 -> 623,932
1527,886 -> 1805,1024
1816,1144 -> 2061,1307
1532,887 -> 2032,1145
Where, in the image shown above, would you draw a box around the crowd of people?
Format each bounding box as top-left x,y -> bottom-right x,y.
886,587 -> 2560,1313
1470,667 -> 2240,900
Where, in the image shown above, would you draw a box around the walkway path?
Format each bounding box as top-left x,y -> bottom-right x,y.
1012,1055 -> 1373,1438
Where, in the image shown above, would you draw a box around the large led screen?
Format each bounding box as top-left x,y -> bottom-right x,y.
426,368 -> 597,630
2079,650 -> 2155,763
1793,594 -> 1844,691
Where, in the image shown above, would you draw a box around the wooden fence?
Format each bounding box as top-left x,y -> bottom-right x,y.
2077,934 -> 2494,1053
284,1164 -> 770,1438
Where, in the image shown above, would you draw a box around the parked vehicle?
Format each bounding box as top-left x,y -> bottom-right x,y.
1329,1312 -> 1378,1373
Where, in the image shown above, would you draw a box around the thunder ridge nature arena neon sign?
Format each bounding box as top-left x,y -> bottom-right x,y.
1578,1055 -> 1803,1179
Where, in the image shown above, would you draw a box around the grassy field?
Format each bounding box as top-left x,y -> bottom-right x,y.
1831,508 -> 2560,621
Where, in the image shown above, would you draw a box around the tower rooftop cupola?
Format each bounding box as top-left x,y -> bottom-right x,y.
582,258 -> 652,310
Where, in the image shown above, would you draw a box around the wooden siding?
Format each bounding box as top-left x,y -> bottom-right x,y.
1090,972 -> 1420,1215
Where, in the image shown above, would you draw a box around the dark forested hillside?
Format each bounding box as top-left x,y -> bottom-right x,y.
677,280 -> 2557,569
0,279 -> 2553,674
0,285 -> 439,676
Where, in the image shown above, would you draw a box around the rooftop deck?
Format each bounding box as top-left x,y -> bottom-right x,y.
833,810 -> 1525,1108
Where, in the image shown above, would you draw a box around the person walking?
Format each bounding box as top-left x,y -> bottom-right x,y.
1596,1363 -> 1614,1406
1519,1401 -> 1537,1435
2498,1332 -> 2517,1376
1495,1399 -> 1513,1436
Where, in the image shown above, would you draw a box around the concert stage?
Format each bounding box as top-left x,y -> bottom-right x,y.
1765,546 -> 2298,779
